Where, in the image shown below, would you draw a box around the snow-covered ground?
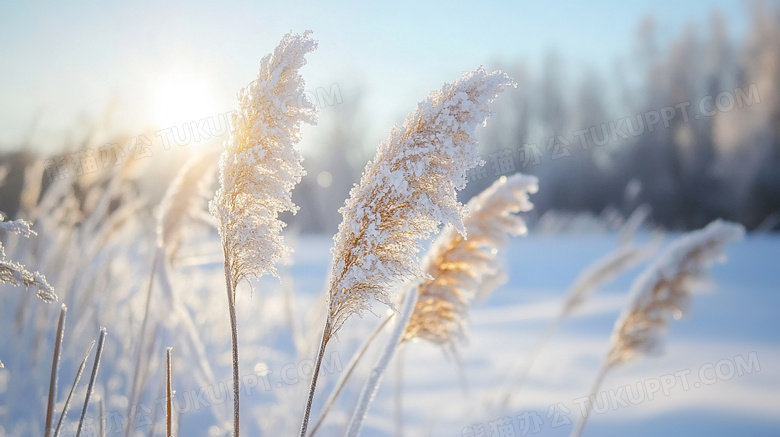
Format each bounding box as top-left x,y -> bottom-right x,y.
282,232 -> 780,437
2,231 -> 778,436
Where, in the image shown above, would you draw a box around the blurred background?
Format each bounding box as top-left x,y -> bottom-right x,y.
1,2 -> 779,437
1,0 -> 778,233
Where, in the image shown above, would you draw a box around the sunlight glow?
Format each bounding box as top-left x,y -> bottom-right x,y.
152,76 -> 215,130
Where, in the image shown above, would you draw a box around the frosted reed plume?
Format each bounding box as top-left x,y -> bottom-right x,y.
310,174 -> 536,436
210,30 -> 317,288
0,216 -> 56,302
210,30 -> 318,437
345,171 -> 537,435
403,173 -> 538,346
326,67 -> 515,338
606,220 -> 744,365
300,66 -> 515,437
570,219 -> 745,437
157,151 -> 218,264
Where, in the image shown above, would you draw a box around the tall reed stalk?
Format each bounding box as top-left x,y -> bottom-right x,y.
166,347 -> 173,437
76,328 -> 106,437
53,341 -> 94,437
45,304 -> 67,437
210,31 -> 318,436
299,66 -> 515,437
345,287 -> 419,437
570,220 -> 744,437
308,317 -> 391,436
124,252 -> 159,437
309,168 -> 535,436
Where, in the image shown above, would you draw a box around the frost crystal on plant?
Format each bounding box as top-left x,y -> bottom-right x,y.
326,67 -> 515,336
210,31 -> 318,287
0,216 -> 57,302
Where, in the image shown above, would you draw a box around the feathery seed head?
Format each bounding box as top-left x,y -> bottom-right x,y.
325,67 -> 515,336
403,173 -> 537,345
210,31 -> 317,287
157,151 -> 218,262
607,219 -> 744,366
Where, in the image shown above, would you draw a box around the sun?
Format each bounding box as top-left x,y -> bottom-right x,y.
152,76 -> 215,129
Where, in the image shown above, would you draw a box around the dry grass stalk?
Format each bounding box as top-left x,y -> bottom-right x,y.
209,31 -> 318,437
301,66 -> 515,437
308,316 -> 392,437
570,220 -> 744,437
76,327 -> 106,437
99,397 -> 105,437
166,347 -> 173,437
53,340 -> 95,437
403,173 -> 537,346
345,287 -> 419,437
123,253 -> 160,437
45,304 -> 67,437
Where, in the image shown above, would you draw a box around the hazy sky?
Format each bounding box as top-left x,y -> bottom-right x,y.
0,0 -> 749,152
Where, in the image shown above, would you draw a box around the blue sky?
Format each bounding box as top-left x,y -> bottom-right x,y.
0,0 -> 750,151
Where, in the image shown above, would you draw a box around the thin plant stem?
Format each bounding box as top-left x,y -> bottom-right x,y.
166,347 -> 173,437
124,250 -> 159,437
99,397 -> 105,437
346,287 -> 419,437
309,316 -> 392,437
76,328 -> 107,437
299,324 -> 330,437
46,304 -> 67,437
53,341 -> 95,437
569,361 -> 611,437
223,256 -> 240,437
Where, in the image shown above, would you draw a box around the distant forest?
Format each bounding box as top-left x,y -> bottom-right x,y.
1,3 -> 779,233
298,3 -> 780,232
470,3 -> 779,231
